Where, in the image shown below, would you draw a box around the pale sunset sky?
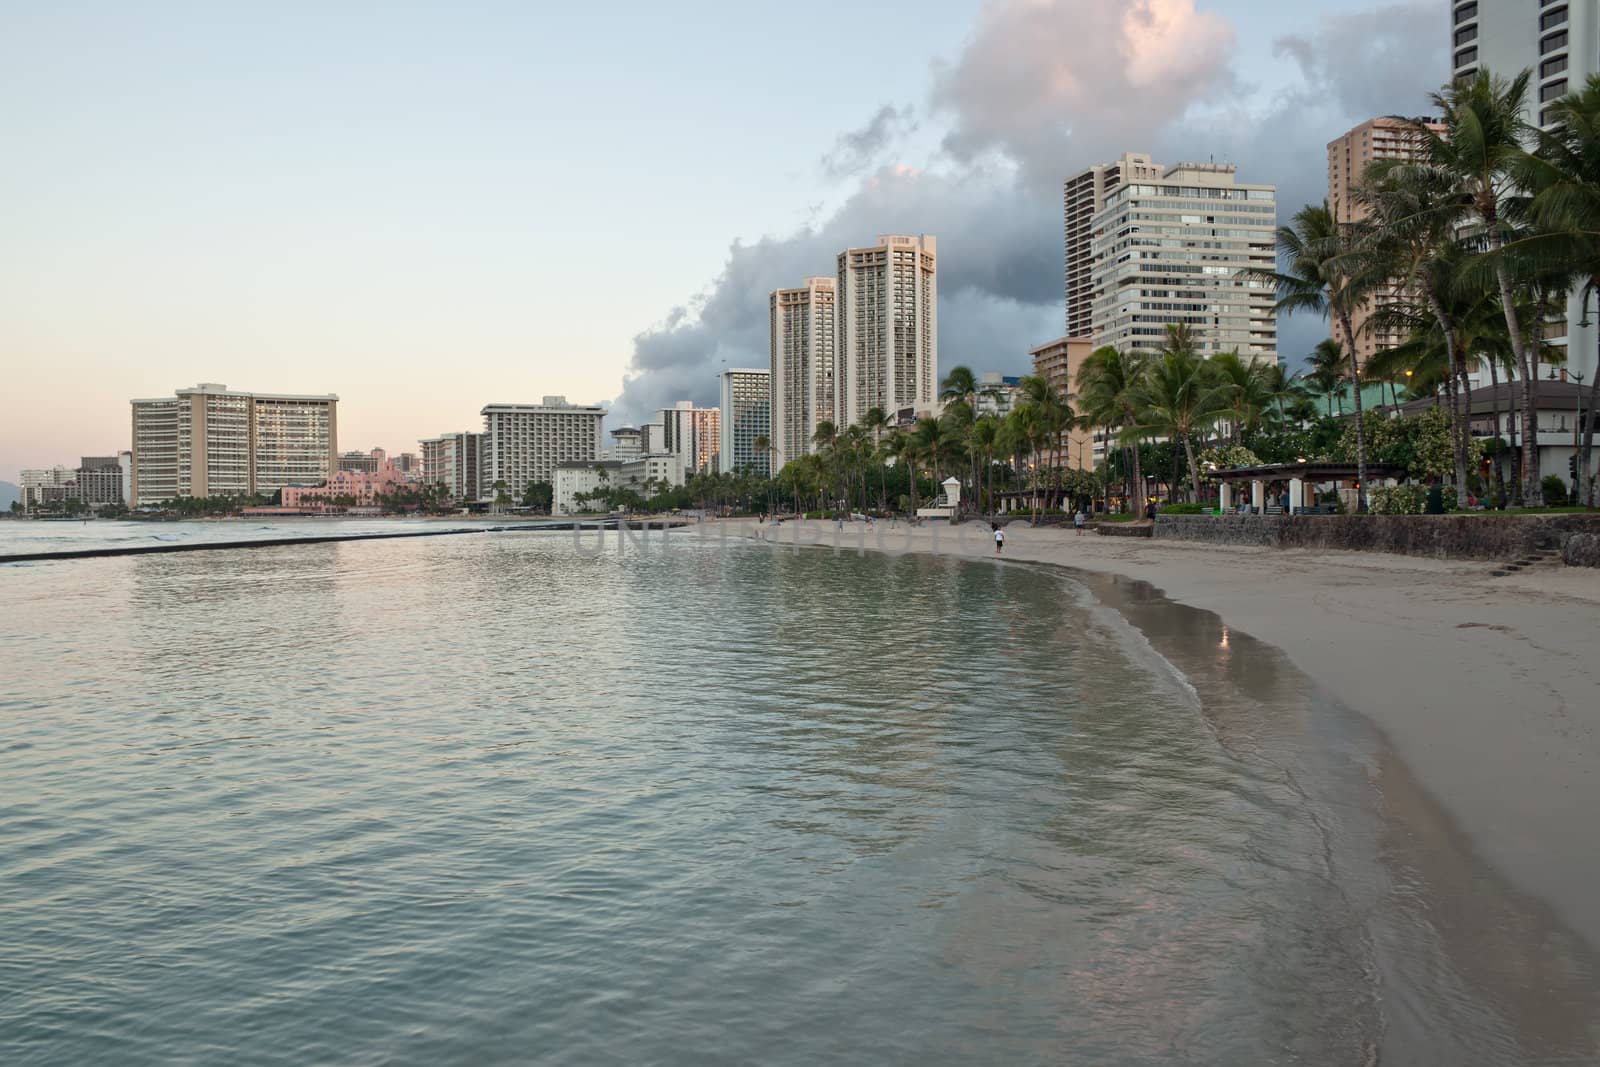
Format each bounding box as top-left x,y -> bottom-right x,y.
1,0 -> 1444,482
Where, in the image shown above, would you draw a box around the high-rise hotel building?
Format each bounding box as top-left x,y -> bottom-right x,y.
769,276 -> 838,468
481,397 -> 604,495
129,383 -> 337,506
836,234 -> 937,426
1087,162 -> 1278,361
658,402 -> 721,476
419,430 -> 485,503
1328,117 -> 1447,371
1064,153 -> 1165,338
1451,0 -> 1597,378
719,368 -> 772,477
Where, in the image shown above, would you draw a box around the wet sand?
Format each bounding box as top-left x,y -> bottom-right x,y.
733,518 -> 1600,959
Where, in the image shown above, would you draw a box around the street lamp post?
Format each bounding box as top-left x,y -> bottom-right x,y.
1577,282 -> 1598,506
1574,370 -> 1587,501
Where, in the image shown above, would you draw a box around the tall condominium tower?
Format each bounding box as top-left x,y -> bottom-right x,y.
481,397 -> 604,498
129,383 -> 337,507
1327,116 -> 1448,371
836,234 -> 937,426
658,401 -> 721,476
1063,153 -> 1165,338
769,277 -> 837,468
419,430 -> 485,503
1451,0 -> 1597,377
1088,163 -> 1278,360
719,368 -> 772,477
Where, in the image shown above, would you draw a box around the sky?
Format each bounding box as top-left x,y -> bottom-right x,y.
0,0 -> 1446,482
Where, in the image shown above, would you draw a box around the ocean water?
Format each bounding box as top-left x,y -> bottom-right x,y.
2,525 -> 1597,1065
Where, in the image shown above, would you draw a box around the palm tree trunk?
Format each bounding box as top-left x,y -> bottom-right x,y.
1129,435 -> 1144,518
1487,357 -> 1506,506
1487,238 -> 1542,505
1182,433 -> 1202,503
1337,309 -> 1369,512
1583,365 -> 1599,507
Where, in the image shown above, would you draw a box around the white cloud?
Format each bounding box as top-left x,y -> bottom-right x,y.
611,0 -> 1450,424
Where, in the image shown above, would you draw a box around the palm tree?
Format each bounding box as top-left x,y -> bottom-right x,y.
970,414 -> 1000,514
940,365 -> 980,409
1513,74 -> 1600,504
1419,69 -> 1544,502
811,421 -> 840,510
1076,345 -> 1146,515
1123,325 -> 1230,503
1240,203 -> 1376,509
1255,361 -> 1298,428
1305,339 -> 1346,417
860,406 -> 890,510
1016,373 -> 1074,507
1208,351 -> 1273,443
886,428 -> 918,513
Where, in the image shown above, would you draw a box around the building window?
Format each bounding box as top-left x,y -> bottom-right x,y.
1454,0 -> 1478,22
1541,30 -> 1568,54
1541,7 -> 1567,32
1542,55 -> 1569,79
1456,46 -> 1478,68
1542,79 -> 1569,103
1454,24 -> 1478,46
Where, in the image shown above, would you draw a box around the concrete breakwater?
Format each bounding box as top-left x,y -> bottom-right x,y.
0,518 -> 691,564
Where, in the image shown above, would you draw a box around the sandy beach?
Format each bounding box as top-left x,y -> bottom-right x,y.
732,518 -> 1600,953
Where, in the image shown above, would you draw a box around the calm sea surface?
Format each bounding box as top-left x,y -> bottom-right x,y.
3,522 -> 1598,1065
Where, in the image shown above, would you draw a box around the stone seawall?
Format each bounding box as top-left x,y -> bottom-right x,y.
1154,513 -> 1600,565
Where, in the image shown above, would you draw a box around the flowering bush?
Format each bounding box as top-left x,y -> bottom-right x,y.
1198,445 -> 1262,479
1334,406 -> 1481,480
1368,484 -> 1428,515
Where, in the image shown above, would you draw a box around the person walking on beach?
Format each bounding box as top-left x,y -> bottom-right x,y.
994,525 -> 1005,554
1074,509 -> 1085,535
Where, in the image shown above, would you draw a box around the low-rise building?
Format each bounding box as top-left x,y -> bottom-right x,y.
603,427 -> 643,462
972,373 -> 1023,419
20,466 -> 78,510
554,461 -> 619,515
280,463 -> 410,512
553,454 -> 685,515
1031,336 -> 1098,469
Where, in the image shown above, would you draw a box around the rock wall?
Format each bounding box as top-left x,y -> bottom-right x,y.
1154,513 -> 1600,565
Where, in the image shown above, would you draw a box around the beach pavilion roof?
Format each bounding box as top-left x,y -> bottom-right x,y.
1205,461 -> 1408,483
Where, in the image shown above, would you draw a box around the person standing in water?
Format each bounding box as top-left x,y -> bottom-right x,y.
994,525 -> 1005,554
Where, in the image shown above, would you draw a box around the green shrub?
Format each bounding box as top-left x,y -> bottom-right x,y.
1160,502 -> 1208,514
1424,484 -> 1445,514
1369,484 -> 1428,515
1542,475 -> 1570,507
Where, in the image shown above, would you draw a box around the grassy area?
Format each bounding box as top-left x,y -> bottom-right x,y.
1091,513 -> 1138,523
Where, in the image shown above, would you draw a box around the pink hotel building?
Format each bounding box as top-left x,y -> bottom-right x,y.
280,463 -> 409,511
